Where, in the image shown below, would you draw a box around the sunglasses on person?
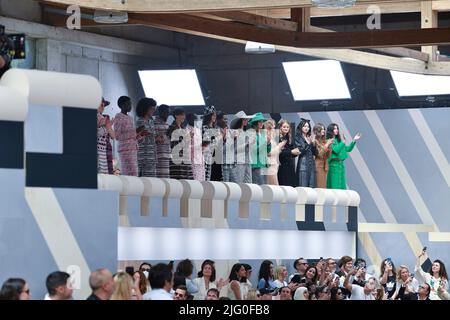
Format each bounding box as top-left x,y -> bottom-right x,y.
141,268 -> 151,272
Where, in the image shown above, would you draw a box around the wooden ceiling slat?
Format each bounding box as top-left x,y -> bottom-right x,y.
125,12 -> 450,49
38,0 -> 427,13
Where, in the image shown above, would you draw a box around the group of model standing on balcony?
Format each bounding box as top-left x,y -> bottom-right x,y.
97,96 -> 362,190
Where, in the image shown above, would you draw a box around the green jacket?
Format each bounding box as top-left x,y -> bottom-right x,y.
328,139 -> 356,162
251,131 -> 271,169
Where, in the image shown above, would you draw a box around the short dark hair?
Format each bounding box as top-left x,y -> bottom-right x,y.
354,258 -> 366,268
46,271 -> 70,296
175,285 -> 188,293
148,263 -> 172,289
136,98 -> 157,118
173,107 -> 185,117
176,259 -> 194,277
294,258 -> 306,269
186,113 -> 198,127
206,288 -> 220,298
139,262 -> 152,270
339,256 -> 353,268
117,95 -> 131,108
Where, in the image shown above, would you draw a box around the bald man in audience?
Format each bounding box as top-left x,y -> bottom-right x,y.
86,268 -> 116,300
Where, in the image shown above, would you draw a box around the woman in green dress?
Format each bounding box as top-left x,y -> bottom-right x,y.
326,123 -> 361,189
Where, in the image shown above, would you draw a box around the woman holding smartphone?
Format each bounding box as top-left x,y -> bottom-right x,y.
416,249 -> 449,300
390,265 -> 419,300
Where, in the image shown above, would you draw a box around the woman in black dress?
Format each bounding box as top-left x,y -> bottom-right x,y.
277,119 -> 300,187
295,118 -> 317,188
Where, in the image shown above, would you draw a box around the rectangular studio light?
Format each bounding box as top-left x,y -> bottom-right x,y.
138,69 -> 205,106
390,70 -> 450,97
282,60 -> 351,101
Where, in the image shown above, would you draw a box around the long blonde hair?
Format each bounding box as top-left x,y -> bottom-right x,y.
246,289 -> 259,300
277,119 -> 292,144
396,265 -> 410,282
274,265 -> 287,281
111,272 -> 133,300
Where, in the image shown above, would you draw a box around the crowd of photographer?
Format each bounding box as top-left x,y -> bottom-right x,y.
1,249 -> 448,300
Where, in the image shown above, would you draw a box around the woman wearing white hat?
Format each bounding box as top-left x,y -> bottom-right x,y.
227,111 -> 254,183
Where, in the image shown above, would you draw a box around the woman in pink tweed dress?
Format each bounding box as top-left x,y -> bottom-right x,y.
114,96 -> 138,176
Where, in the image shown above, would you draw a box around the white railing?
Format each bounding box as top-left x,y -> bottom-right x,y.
98,174 -> 360,228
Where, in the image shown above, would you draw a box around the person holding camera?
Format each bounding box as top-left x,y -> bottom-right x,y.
343,268 -> 377,300
415,249 -> 449,300
380,258 -> 397,299
0,27 -> 25,78
390,265 -> 419,300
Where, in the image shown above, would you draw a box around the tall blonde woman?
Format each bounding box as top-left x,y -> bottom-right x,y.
264,119 -> 286,185
313,123 -> 333,188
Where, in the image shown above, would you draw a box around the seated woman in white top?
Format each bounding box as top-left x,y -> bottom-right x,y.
415,250 -> 449,300
390,265 -> 419,300
192,260 -> 225,300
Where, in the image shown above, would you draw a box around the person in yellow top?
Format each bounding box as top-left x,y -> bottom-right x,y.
326,123 -> 361,189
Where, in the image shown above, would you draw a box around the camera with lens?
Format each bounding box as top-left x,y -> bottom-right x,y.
0,24 -> 26,77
